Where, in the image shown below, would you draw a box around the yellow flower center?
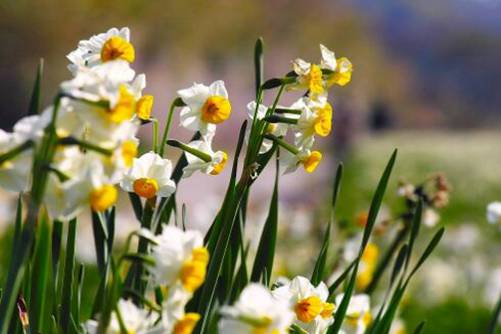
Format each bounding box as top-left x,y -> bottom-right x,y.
173,313 -> 201,334
121,140 -> 138,167
201,96 -> 231,124
89,184 -> 117,212
362,312 -> 372,326
362,243 -> 379,265
313,103 -> 333,137
265,123 -> 278,134
136,95 -> 154,120
101,36 -> 135,63
306,64 -> 324,95
327,57 -> 352,87
180,247 -> 209,292
301,151 -> 322,173
320,302 -> 335,319
210,152 -> 228,175
108,85 -> 136,123
133,178 -> 159,199
294,295 -> 323,323
251,317 -> 277,334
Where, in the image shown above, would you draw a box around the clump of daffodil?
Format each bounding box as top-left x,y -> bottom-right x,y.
148,225 -> 209,294
177,80 -> 231,135
290,44 -> 353,99
335,293 -> 372,334
218,283 -> 294,334
67,27 -> 135,71
120,151 -> 176,200
273,276 -> 335,333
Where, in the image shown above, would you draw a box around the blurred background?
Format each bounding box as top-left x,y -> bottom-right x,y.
1,1 -> 501,333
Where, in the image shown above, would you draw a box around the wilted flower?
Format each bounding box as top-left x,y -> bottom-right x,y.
120,151 -> 176,199
178,81 -> 231,135
273,276 -> 335,333
219,283 -> 294,334
148,225 -> 209,293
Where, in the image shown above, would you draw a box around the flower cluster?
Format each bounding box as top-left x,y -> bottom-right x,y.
218,276 -> 372,334
246,44 -> 353,174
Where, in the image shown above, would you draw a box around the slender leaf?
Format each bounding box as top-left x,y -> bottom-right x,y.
254,38 -> 264,96
60,218 -> 77,333
413,322 -> 426,334
28,59 -> 43,116
488,293 -> 501,334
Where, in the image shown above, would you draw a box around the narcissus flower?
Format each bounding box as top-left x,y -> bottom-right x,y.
178,81 -> 231,135
120,151 -> 176,199
0,130 -> 32,192
148,225 -> 209,293
326,57 -> 353,87
247,101 -> 288,153
181,138 -> 228,178
335,294 -> 372,334
292,97 -> 333,148
273,276 -> 335,333
136,95 -> 154,120
487,202 -> 501,225
219,283 -> 294,334
292,59 -> 325,96
281,148 -> 322,174
162,286 -> 201,334
85,299 -> 161,334
67,27 -> 135,71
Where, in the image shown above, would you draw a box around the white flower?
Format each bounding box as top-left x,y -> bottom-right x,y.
67,27 -> 134,71
161,285 -> 201,334
246,101 -> 288,153
320,44 -> 337,71
0,130 -> 32,192
487,201 -> 501,225
182,138 -> 228,178
292,96 -> 333,149
84,299 -> 161,334
273,276 -> 334,334
120,151 -> 176,199
148,225 -> 209,293
219,283 -> 294,334
178,81 -> 231,135
389,318 -> 406,334
281,147 -> 322,174
423,208 -> 440,227
291,58 -> 325,97
334,294 -> 371,334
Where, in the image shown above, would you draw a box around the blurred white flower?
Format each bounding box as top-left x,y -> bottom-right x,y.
120,151 -> 176,199
148,225 -> 209,293
178,81 -> 231,135
162,285 -> 200,334
182,138 -> 228,178
219,283 -> 294,334
334,294 -> 371,334
273,276 -> 334,334
423,208 -> 440,227
389,318 -> 406,334
486,201 -> 501,225
0,130 -> 32,192
67,27 -> 134,71
85,299 -> 161,334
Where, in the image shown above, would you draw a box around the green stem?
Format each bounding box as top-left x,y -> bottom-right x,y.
58,137 -> 113,156
273,108 -> 302,115
159,97 -> 184,156
263,134 -> 299,155
264,115 -> 298,125
166,140 -> 212,162
152,118 -> 159,153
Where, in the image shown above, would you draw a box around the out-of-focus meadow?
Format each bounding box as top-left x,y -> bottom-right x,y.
1,1 -> 500,333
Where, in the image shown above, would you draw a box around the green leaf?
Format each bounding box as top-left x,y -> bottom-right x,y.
29,209 -> 51,333
488,293 -> 501,334
407,227 -> 445,280
261,78 -> 283,90
412,322 -> 426,334
28,59 -> 43,116
328,150 -> 397,334
128,192 -> 143,221
60,218 -> 77,333
311,164 -> 343,286
250,152 -> 279,284
254,37 -> 264,97
328,260 -> 356,298
390,244 -> 408,287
